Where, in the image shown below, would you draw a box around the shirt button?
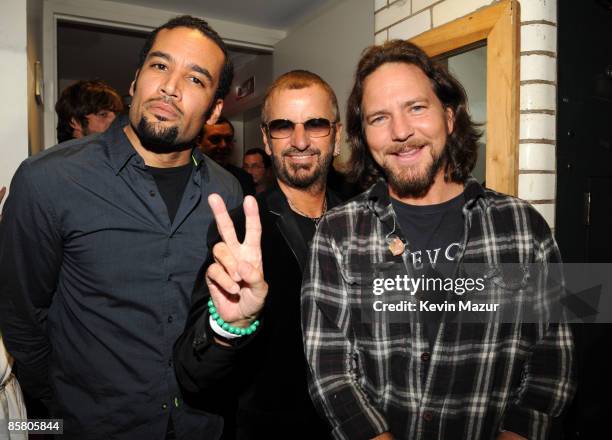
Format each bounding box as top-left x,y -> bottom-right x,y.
161,403 -> 168,410
168,358 -> 173,367
149,190 -> 156,197
421,352 -> 431,362
167,315 -> 174,323
423,411 -> 433,422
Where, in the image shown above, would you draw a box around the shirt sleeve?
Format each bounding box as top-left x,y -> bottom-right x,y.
501,219 -> 576,438
301,217 -> 390,440
0,162 -> 63,406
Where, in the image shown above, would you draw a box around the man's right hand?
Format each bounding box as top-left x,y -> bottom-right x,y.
205,194 -> 268,328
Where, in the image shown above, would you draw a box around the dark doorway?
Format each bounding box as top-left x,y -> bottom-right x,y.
556,0 -> 612,438
56,21 -> 149,108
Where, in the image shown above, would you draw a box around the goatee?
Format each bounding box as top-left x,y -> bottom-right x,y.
132,116 -> 193,154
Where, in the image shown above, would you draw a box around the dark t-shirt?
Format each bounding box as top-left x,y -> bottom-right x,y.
291,210 -> 318,244
147,163 -> 193,223
391,192 -> 464,348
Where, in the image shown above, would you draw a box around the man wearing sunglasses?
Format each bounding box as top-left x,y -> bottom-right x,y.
199,117 -> 255,196
174,70 -> 343,439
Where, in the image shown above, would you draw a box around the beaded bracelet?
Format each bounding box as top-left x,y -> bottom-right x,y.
208,298 -> 260,336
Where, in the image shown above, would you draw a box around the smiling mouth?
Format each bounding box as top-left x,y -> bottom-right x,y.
284,152 -> 319,161
386,145 -> 428,164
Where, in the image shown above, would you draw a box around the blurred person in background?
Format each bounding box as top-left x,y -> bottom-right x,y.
199,117 -> 255,195
242,147 -> 271,194
55,79 -> 123,143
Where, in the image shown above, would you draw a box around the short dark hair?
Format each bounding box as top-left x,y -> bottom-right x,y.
244,147 -> 271,168
138,15 -> 233,102
261,70 -> 339,123
55,79 -> 123,143
346,40 -> 481,189
212,116 -> 234,134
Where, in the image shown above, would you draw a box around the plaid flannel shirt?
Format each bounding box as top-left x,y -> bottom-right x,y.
301,178 -> 575,440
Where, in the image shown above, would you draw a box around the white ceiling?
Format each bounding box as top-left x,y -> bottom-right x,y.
102,0 -> 341,30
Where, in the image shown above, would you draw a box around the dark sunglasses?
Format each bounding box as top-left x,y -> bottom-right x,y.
263,118 -> 336,139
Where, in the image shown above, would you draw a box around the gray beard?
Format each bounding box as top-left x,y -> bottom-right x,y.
272,150 -> 332,191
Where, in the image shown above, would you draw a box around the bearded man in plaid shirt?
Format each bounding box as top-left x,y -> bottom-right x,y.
301,40 -> 575,440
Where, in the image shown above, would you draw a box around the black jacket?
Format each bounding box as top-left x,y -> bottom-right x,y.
174,186 -> 342,439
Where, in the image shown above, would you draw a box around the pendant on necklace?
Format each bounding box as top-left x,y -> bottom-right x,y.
387,236 -> 405,256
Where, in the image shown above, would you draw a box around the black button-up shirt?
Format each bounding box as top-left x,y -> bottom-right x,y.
0,116 -> 242,439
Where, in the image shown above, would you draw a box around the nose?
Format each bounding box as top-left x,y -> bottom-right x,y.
160,71 -> 181,100
218,138 -> 230,150
390,113 -> 415,142
290,123 -> 310,150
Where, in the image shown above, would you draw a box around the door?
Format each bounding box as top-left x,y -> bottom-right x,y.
555,1 -> 612,438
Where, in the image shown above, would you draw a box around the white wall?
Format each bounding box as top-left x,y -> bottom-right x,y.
274,0 -> 374,163
1,0 -> 29,208
223,54 -> 273,117
229,118 -> 245,166
243,106 -> 264,150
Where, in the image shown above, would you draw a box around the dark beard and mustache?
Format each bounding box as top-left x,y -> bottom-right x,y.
383,141 -> 446,199
132,116 -> 195,154
271,147 -> 333,191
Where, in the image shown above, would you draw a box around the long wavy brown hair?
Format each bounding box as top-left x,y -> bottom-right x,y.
346,40 -> 481,189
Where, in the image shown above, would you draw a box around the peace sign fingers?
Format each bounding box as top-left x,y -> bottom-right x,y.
242,195 -> 262,250
208,193 -> 240,249
205,193 -> 268,329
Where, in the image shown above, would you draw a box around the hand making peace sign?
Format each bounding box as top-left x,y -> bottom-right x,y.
205,194 -> 268,328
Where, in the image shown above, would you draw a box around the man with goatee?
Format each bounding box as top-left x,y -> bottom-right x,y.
0,15 -> 244,440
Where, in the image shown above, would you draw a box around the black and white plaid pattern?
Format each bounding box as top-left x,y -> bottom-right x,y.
301,178 -> 575,440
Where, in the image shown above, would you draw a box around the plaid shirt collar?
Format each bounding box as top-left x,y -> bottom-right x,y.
363,176 -> 487,243
365,176 -> 486,214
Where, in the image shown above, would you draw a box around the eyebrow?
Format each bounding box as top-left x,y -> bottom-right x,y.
364,98 -> 429,119
147,50 -> 214,84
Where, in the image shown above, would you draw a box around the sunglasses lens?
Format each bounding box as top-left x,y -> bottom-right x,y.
268,120 -> 295,139
304,118 -> 332,138
267,118 -> 333,139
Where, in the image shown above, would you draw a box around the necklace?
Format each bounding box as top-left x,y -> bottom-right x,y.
287,196 -> 327,225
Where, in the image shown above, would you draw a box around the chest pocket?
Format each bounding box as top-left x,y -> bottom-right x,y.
475,263 -> 546,322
